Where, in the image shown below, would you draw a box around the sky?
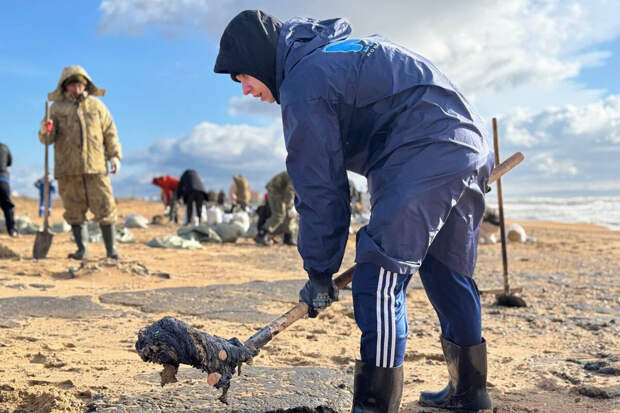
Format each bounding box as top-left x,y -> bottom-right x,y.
1,0 -> 620,200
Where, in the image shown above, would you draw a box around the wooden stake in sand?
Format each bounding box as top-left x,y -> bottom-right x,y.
492,118 -> 526,307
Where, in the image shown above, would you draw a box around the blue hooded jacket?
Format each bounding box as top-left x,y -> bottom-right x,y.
275,17 -> 493,278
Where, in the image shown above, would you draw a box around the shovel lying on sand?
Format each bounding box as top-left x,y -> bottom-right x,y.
33,101 -> 54,259
136,151 -> 524,403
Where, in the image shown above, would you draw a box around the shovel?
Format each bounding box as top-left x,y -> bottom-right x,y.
33,101 -> 54,259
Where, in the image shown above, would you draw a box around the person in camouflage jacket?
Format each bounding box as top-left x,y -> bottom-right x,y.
256,171 -> 297,246
39,65 -> 122,260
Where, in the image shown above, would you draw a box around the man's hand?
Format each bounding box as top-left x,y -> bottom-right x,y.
110,157 -> 121,174
299,273 -> 339,318
40,120 -> 53,134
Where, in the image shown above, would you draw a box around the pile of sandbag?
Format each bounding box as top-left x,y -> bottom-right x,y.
145,208 -> 256,249
79,221 -> 135,243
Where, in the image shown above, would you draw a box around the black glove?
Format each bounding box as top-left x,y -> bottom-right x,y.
299,273 -> 339,318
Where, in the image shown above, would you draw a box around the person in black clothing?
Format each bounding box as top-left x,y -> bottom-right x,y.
176,169 -> 210,225
0,142 -> 16,236
217,190 -> 226,206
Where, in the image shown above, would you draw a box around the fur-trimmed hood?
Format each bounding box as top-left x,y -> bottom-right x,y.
48,65 -> 105,101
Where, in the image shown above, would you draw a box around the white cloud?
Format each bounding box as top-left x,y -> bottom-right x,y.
126,120 -> 287,192
530,152 -> 578,176
497,94 -> 620,193
99,0 -> 620,95
501,94 -> 620,149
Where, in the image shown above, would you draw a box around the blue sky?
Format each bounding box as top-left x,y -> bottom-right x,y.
2,0 -> 620,199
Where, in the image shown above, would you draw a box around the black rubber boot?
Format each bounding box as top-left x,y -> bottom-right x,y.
100,224 -> 120,260
418,337 -> 492,412
6,206 -> 17,236
254,228 -> 272,246
68,224 -> 89,260
351,360 -> 403,413
283,232 -> 297,246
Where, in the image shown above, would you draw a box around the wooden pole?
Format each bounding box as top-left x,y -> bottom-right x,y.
492,118 -> 510,295
43,101 -> 50,231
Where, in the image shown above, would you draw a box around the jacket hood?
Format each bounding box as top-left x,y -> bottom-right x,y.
48,65 -> 105,101
275,17 -> 352,93
214,10 -> 282,103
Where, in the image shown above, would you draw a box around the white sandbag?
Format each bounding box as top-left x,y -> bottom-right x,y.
14,215 -> 41,235
146,234 -> 204,249
124,214 -> 149,228
228,211 -> 250,233
207,206 -> 223,225
213,222 -> 244,243
178,224 -> 222,243
200,205 -> 208,224
116,227 -> 135,243
244,222 -> 258,238
50,220 -> 71,233
507,223 -> 527,243
352,212 -> 370,225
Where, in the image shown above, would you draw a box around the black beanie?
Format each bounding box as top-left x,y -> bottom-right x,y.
214,10 -> 283,103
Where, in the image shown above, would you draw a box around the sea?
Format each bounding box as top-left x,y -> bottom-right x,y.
486,196 -> 620,231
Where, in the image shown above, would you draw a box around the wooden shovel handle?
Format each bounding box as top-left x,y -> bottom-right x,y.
244,266 -> 355,350
488,151 -> 523,186
244,151 -> 524,351
43,101 -> 51,231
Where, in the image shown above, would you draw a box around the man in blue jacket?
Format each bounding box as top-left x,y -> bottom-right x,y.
215,10 -> 494,412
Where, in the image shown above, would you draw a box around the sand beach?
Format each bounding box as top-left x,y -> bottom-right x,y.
0,197 -> 618,412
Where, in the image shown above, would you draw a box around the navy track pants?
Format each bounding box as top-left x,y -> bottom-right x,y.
352,253 -> 482,368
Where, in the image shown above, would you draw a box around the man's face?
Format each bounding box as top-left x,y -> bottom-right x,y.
236,74 -> 275,103
65,82 -> 86,97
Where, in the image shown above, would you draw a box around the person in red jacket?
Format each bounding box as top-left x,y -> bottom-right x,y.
152,175 -> 180,223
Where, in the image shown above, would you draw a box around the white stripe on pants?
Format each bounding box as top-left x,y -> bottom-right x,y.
376,268 -> 397,367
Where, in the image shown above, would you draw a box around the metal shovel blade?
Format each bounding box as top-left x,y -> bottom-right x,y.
33,229 -> 54,259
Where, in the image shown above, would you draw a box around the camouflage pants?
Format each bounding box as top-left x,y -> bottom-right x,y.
263,189 -> 295,235
58,174 -> 117,225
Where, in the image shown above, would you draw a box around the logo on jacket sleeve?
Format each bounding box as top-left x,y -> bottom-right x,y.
323,38 -> 364,53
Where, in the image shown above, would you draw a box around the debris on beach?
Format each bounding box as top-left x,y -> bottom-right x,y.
135,316 -> 257,403
0,243 -> 20,259
151,214 -> 167,225
66,258 -> 170,279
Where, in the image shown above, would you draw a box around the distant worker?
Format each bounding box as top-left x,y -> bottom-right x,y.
207,190 -> 218,206
217,190 -> 226,206
34,176 -> 56,217
38,66 -> 122,260
232,174 -> 251,209
349,179 -> 363,214
0,141 -> 16,236
152,175 -> 179,223
255,171 -> 296,246
176,169 -> 210,225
